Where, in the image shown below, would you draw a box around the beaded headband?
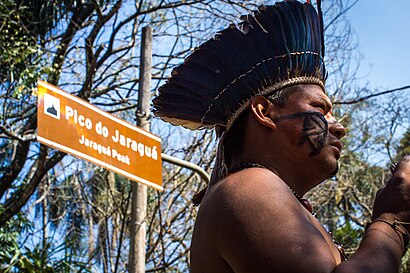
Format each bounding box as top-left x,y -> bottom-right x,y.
225,75 -> 324,132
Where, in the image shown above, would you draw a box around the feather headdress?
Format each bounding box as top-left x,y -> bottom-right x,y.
152,0 -> 326,203
153,0 -> 325,132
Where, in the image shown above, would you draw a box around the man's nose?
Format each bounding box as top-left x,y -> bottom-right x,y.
329,120 -> 346,139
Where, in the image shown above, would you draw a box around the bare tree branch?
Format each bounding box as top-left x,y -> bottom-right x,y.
334,85 -> 410,105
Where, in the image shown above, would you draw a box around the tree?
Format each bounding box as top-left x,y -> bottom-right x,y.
0,0 -> 251,271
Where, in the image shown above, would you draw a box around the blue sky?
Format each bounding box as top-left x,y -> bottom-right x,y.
348,0 -> 410,90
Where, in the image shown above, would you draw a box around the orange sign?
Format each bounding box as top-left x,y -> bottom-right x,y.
37,80 -> 163,191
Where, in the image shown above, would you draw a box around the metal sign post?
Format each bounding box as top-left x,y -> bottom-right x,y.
129,26 -> 152,273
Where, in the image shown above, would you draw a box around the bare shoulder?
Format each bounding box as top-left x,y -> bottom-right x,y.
209,167 -> 293,206
190,168 -> 338,273
200,168 -> 302,225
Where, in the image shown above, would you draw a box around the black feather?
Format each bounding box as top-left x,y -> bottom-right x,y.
153,0 -> 326,131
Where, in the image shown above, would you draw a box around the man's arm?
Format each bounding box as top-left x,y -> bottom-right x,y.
334,222 -> 403,273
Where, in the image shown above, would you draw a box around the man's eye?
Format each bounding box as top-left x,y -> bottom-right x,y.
315,105 -> 326,112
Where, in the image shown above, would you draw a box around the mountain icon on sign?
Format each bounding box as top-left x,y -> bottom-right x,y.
44,93 -> 61,120
47,105 -> 58,116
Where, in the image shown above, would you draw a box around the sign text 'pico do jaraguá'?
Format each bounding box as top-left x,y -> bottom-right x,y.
37,80 -> 163,190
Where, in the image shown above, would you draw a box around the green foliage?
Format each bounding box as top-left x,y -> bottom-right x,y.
0,0 -> 55,99
2,242 -> 57,273
0,208 -> 92,272
1,240 -> 92,273
396,129 -> 410,160
332,221 -> 363,256
0,208 -> 32,264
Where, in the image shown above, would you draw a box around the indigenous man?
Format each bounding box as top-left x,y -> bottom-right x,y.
153,1 -> 410,272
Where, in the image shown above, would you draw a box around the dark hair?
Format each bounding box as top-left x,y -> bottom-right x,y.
223,109 -> 251,168
192,84 -> 300,206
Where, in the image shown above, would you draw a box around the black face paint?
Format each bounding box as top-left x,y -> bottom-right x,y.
274,111 -> 328,157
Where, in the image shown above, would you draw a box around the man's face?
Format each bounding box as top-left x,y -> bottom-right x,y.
271,84 -> 345,178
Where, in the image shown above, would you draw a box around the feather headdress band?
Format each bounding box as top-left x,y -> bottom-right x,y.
153,0 -> 326,202
153,0 -> 325,134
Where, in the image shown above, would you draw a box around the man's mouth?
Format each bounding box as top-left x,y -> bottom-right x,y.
329,140 -> 343,159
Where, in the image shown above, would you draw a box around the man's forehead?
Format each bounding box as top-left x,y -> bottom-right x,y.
292,84 -> 330,101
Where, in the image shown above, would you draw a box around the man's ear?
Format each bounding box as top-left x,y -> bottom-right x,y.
250,96 -> 277,131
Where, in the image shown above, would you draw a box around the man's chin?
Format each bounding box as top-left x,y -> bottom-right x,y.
322,160 -> 339,179
330,163 -> 339,177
